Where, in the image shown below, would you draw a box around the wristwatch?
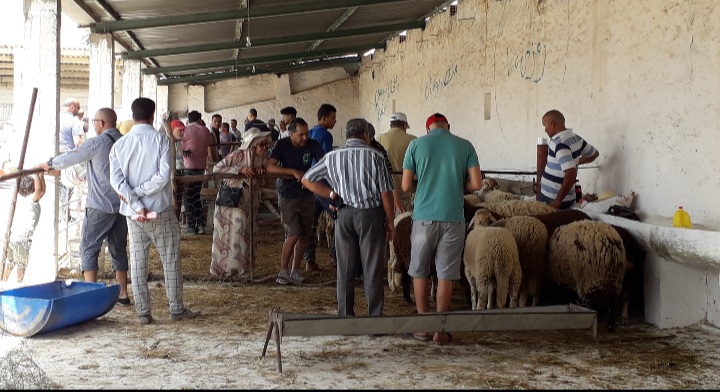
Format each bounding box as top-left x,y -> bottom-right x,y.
329,190 -> 336,199
46,157 -> 54,168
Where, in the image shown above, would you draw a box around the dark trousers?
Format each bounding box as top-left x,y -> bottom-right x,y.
303,195 -> 336,262
182,169 -> 205,229
334,206 -> 386,317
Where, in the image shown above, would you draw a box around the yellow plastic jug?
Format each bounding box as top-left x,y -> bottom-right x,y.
673,206 -> 692,228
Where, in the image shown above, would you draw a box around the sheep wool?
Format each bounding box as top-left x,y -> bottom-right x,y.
479,199 -> 556,219
546,220 -> 627,309
464,210 -> 522,310
491,216 -> 548,307
388,212 -> 413,293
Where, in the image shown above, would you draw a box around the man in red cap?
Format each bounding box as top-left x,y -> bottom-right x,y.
401,113 -> 483,345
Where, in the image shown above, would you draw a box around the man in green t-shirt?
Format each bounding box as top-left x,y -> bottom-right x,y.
401,113 -> 483,345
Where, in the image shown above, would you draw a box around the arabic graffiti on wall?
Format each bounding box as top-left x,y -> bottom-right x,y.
507,42 -> 546,83
423,64 -> 459,101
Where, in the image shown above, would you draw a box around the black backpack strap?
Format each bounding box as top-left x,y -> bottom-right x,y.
104,131 -> 118,143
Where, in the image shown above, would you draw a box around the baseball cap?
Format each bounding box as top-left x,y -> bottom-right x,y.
170,119 -> 186,130
390,112 -> 410,128
425,113 -> 448,130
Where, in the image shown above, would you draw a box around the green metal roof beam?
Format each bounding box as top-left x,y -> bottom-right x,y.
89,0 -> 416,33
143,42 -> 386,75
307,7 -> 358,52
157,57 -> 360,86
122,20 -> 424,60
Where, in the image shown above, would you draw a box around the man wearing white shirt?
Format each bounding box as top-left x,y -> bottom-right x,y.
109,97 -> 200,325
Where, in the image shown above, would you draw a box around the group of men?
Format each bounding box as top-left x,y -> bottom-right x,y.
16,97 -> 596,336
38,98 -> 200,325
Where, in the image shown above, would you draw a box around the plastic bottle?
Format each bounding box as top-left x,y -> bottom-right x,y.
673,206 -> 692,228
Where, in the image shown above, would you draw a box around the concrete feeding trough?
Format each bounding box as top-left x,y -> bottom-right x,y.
261,304 -> 597,372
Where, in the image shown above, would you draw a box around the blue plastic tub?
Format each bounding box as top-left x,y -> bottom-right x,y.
0,280 -> 120,337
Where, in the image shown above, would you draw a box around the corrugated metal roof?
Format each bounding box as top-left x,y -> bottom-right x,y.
66,0 -> 452,85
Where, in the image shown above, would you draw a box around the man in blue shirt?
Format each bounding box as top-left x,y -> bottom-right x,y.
39,108 -> 130,306
304,103 -> 337,270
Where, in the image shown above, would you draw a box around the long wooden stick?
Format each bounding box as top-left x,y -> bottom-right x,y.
1,88 -> 39,280
0,167 -> 46,183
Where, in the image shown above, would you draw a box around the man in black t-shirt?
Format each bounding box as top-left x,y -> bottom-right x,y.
266,118 -> 325,285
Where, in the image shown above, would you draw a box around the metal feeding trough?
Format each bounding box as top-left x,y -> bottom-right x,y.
261,304 -> 597,372
0,280 -> 120,337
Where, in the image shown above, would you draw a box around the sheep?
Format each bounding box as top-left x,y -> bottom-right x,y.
388,212 -> 414,303
316,210 -> 334,248
533,209 -> 593,239
482,189 -> 524,203
546,220 -> 627,331
464,209 -> 522,310
611,224 -> 646,326
479,199 -> 556,219
490,216 -> 548,307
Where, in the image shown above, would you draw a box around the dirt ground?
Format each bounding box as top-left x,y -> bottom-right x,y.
2,213 -> 720,389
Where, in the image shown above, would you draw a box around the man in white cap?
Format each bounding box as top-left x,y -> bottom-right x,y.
376,112 -> 416,214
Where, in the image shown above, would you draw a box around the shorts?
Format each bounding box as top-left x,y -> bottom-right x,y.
279,195 -> 315,237
408,220 -> 466,280
6,240 -> 30,268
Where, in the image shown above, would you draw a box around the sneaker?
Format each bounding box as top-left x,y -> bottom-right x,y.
276,269 -> 301,285
182,227 -> 198,235
197,226 -> 206,235
169,308 -> 201,322
290,270 -> 305,283
276,269 -> 290,285
138,315 -> 153,325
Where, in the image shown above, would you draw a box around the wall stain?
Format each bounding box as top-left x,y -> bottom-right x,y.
507,42 -> 546,83
423,64 -> 459,101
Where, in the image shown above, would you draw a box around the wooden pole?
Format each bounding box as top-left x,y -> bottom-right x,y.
0,167 -> 46,183
1,88 -> 39,280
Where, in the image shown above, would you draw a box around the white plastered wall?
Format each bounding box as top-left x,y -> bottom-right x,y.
357,0 -> 720,328
167,67 -> 359,145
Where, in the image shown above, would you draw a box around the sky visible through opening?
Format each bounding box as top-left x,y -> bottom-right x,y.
1,2 -> 88,48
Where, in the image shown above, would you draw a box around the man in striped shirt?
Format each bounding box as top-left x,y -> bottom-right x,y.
301,118 -> 395,317
538,110 -> 599,209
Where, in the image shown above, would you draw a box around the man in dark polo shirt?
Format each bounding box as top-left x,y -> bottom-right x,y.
266,118 -> 325,285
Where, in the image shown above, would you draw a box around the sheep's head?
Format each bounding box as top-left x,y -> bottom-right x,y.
470,208 -> 496,229
482,178 -> 500,191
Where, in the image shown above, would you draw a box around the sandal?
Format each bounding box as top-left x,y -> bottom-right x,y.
433,332 -> 453,346
404,332 -> 433,342
116,297 -> 131,307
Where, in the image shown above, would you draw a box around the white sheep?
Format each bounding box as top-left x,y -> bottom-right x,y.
464,209 -> 522,310
491,216 -> 548,307
546,220 -> 627,328
479,199 -> 556,219
482,189 -> 524,203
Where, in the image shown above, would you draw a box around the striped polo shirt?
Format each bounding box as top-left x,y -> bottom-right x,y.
540,128 -> 597,203
303,139 -> 394,209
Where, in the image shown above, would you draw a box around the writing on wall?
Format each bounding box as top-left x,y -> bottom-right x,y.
423,64 -> 459,101
373,75 -> 399,121
507,42 -> 546,83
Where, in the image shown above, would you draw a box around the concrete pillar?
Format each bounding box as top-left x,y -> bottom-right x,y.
156,84 -> 169,128
11,0 -> 61,284
87,33 -> 114,134
187,85 -> 205,117
141,74 -> 158,128
275,74 -> 291,97
121,59 -> 141,117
